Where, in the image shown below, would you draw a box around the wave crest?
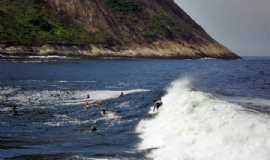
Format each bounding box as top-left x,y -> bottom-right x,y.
136,78 -> 270,160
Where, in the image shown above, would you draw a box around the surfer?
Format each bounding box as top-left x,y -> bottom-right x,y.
85,101 -> 91,109
11,104 -> 18,116
91,126 -> 97,132
87,94 -> 90,99
120,92 -> 125,97
153,99 -> 163,112
28,97 -> 31,104
100,109 -> 107,117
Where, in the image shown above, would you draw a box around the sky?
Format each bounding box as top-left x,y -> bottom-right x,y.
176,0 -> 270,56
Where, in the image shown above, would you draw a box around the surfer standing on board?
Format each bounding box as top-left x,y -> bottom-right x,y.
153,99 -> 163,112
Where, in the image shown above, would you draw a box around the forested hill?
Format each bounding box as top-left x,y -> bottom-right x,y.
0,0 -> 239,59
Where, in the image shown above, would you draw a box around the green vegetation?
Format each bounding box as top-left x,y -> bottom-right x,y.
143,13 -> 193,42
0,0 -> 112,46
105,0 -> 142,13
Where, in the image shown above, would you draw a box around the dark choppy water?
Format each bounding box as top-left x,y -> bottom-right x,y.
0,57 -> 270,160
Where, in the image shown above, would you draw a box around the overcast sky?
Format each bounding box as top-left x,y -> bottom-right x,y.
176,0 -> 270,56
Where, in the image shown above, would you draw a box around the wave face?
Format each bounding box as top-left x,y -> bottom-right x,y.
136,79 -> 270,160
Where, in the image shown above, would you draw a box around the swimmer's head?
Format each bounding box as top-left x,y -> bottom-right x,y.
91,126 -> 97,132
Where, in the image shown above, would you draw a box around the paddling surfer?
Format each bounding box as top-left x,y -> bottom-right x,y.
100,109 -> 107,117
85,101 -> 91,109
120,92 -> 125,97
11,104 -> 18,116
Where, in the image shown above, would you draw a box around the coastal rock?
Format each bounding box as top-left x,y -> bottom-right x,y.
0,0 -> 239,59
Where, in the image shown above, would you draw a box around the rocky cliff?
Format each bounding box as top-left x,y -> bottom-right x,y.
0,0 -> 239,59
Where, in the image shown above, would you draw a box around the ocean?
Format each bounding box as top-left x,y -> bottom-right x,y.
0,57 -> 270,160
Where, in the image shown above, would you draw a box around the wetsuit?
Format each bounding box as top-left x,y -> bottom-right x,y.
153,100 -> 163,111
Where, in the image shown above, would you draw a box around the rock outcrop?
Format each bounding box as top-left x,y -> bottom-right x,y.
0,0 -> 239,59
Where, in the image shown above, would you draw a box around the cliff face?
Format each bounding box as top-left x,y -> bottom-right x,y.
0,0 -> 239,59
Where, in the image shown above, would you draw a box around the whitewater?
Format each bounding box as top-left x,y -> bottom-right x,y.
1,57 -> 270,159
136,78 -> 270,160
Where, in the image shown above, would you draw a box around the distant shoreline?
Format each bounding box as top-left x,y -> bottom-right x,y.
0,54 -> 240,61
0,43 -> 240,60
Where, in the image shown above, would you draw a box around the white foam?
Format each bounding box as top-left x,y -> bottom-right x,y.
2,88 -> 150,107
0,87 -> 19,95
136,78 -> 270,160
221,96 -> 270,108
118,101 -> 130,109
70,155 -> 120,160
27,55 -> 68,59
44,114 -> 92,127
99,111 -> 120,121
54,80 -> 96,83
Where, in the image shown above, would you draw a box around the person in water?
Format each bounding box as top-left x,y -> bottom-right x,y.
11,104 -> 18,116
120,92 -> 125,97
28,97 -> 31,104
100,109 -> 107,117
153,99 -> 163,112
85,101 -> 91,109
87,94 -> 90,99
91,126 -> 97,132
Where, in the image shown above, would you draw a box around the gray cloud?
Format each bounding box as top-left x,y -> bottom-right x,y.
175,0 -> 270,56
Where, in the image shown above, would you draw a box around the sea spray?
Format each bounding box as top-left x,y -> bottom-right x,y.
136,78 -> 270,160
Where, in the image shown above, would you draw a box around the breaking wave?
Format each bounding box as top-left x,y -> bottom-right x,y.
0,88 -> 149,107
136,78 -> 270,160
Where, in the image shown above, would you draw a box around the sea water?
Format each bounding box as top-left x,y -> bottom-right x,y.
0,57 -> 270,160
